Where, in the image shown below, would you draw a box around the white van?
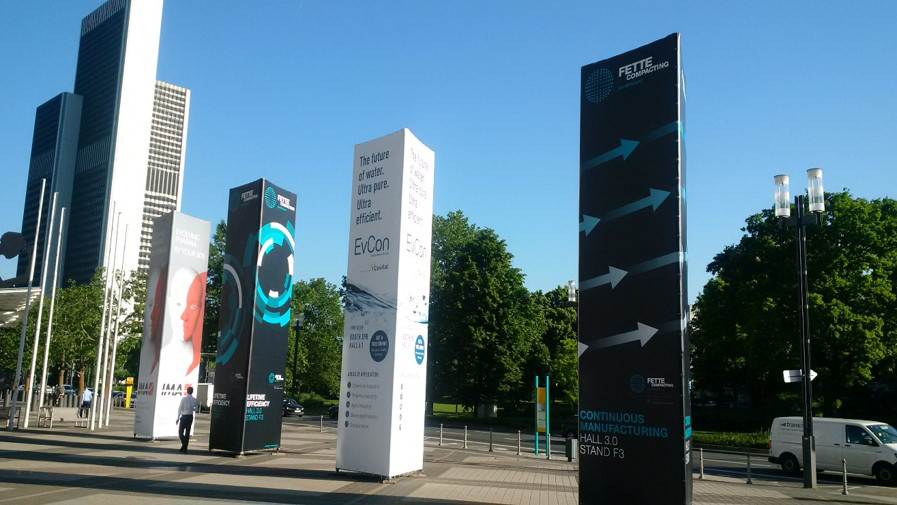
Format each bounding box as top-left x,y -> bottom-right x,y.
768,416 -> 897,485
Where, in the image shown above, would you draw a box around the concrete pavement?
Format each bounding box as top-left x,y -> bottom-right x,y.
1,409 -> 895,504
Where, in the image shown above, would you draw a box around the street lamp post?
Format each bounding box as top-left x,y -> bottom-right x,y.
292,313 -> 305,395
774,168 -> 825,489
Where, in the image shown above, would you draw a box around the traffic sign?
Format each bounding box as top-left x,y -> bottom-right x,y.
783,369 -> 817,383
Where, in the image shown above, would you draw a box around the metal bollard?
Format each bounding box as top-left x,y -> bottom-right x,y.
320,415 -> 323,432
746,453 -> 753,484
699,448 -> 704,479
517,430 -> 521,455
842,458 -> 848,495
489,428 -> 494,452
439,423 -> 443,446
464,425 -> 468,449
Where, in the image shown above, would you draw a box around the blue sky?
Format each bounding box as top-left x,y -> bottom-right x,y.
1,1 -> 895,303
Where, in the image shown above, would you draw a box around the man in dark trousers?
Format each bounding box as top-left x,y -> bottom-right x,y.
177,387 -> 199,453
78,388 -> 93,418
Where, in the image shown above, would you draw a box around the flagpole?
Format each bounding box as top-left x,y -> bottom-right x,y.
23,191 -> 57,428
90,208 -> 119,430
104,224 -> 128,426
38,207 -> 66,412
8,179 -> 46,431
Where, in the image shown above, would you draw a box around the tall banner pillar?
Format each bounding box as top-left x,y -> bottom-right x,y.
336,128 -> 435,478
209,179 -> 296,454
134,212 -> 211,439
578,33 -> 692,504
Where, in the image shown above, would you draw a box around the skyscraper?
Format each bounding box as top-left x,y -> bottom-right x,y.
16,93 -> 82,288
139,81 -> 191,272
63,0 -> 164,285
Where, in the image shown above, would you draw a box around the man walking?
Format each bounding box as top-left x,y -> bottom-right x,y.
177,386 -> 199,453
78,388 -> 93,418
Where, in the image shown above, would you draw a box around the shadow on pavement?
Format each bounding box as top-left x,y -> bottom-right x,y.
0,470 -> 480,505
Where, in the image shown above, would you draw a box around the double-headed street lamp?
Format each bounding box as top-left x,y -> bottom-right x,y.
774,168 -> 825,489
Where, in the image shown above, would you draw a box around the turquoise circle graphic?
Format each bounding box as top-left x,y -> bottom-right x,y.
216,257 -> 243,366
585,68 -> 613,103
254,222 -> 295,327
264,187 -> 277,208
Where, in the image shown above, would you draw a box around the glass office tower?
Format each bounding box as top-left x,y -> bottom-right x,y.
16,93 -> 83,288
64,0 -> 163,284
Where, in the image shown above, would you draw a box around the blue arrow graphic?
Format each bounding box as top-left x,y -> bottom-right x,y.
578,318 -> 684,357
582,323 -> 658,352
601,188 -> 670,222
641,121 -> 680,144
580,253 -> 682,292
658,317 -> 687,333
627,252 -> 683,275
580,139 -> 639,172
579,215 -> 600,236
580,121 -> 681,173
580,266 -> 627,291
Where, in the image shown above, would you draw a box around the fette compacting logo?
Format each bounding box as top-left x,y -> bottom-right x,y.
618,55 -> 670,81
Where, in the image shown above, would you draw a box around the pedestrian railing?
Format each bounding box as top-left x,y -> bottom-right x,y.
696,446 -> 852,492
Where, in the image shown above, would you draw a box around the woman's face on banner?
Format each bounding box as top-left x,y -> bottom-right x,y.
181,273 -> 204,340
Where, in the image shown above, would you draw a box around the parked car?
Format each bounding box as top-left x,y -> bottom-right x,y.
63,384 -> 76,396
282,398 -> 304,417
129,392 -> 137,408
769,416 -> 897,485
559,415 -> 579,439
111,391 -> 125,399
328,405 -> 339,420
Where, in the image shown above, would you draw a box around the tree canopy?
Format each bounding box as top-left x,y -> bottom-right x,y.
288,278 -> 343,397
429,210 -> 558,412
691,192 -> 897,418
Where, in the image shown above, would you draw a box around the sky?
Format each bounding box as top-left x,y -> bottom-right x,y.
1,1 -> 895,304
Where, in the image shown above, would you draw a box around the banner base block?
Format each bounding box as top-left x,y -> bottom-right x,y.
334,467 -> 425,483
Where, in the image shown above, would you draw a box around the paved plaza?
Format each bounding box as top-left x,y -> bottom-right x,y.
1,410 -> 895,504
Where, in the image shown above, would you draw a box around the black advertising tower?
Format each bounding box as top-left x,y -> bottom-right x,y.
209,179 -> 296,454
578,34 -> 691,504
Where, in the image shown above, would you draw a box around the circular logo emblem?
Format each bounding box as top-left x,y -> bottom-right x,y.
414,335 -> 425,364
585,68 -> 614,103
264,186 -> 277,208
370,330 -> 389,362
268,373 -> 276,384
629,374 -> 646,394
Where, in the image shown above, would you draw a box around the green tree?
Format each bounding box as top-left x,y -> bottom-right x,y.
49,270 -> 105,392
203,220 -> 227,354
112,269 -> 147,382
288,278 -> 344,397
532,286 -> 579,405
429,211 -> 545,413
691,192 -> 897,417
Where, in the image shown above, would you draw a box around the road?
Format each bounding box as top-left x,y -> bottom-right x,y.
694,448 -> 896,500
284,415 -> 896,500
